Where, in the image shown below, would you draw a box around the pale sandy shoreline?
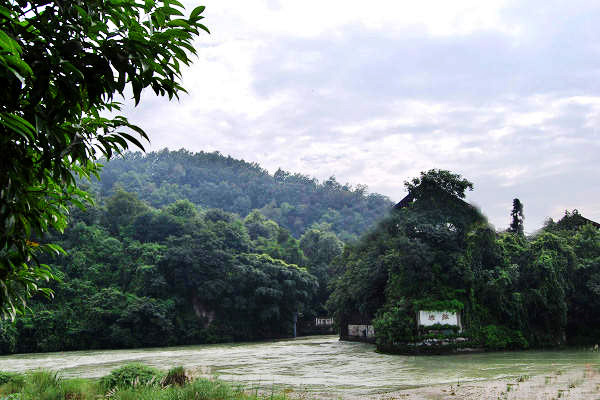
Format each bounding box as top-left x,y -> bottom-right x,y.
283,365 -> 600,400
389,367 -> 598,400
372,366 -> 600,400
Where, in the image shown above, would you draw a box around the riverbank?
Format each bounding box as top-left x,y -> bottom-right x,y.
225,365 -> 600,400
363,366 -> 600,400
2,336 -> 600,398
2,363 -> 600,400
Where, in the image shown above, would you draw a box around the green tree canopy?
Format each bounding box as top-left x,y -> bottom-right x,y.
404,169 -> 474,200
330,171 -> 600,352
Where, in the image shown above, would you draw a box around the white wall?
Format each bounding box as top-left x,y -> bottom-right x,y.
418,310 -> 459,327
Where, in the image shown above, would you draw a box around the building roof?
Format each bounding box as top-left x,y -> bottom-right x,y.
393,192 -> 414,210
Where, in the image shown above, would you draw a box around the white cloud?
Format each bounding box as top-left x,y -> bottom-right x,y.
120,0 -> 600,233
190,0 -> 516,38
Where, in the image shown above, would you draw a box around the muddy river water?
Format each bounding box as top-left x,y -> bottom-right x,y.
1,335 -> 598,397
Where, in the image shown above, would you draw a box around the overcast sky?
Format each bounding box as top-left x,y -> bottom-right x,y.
123,0 -> 600,232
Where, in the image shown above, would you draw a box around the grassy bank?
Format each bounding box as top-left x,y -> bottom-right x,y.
0,364 -> 306,400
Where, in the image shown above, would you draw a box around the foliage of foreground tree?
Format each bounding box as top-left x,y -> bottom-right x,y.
0,0 -> 208,318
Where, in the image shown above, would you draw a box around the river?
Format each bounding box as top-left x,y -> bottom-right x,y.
1,335 -> 598,397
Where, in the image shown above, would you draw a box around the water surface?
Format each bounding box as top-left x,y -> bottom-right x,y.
1,335 -> 598,396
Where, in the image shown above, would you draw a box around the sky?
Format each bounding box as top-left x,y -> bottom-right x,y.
122,0 -> 600,233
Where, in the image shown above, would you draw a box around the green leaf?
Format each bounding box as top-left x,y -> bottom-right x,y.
0,113 -> 36,141
190,5 -> 206,20
160,5 -> 184,17
0,30 -> 21,54
115,131 -> 147,151
0,0 -> 208,320
44,244 -> 66,256
165,0 -> 185,8
124,123 -> 149,140
60,60 -> 85,81
197,24 -> 210,34
167,19 -> 191,29
144,0 -> 157,12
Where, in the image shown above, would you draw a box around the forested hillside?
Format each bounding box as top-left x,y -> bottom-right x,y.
88,149 -> 393,241
4,162 -> 596,356
328,171 -> 600,353
0,191 -> 348,354
0,149 -> 386,354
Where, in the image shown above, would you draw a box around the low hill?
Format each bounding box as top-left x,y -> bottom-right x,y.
88,149 -> 393,241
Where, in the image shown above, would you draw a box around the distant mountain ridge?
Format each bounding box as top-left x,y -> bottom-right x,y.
90,149 -> 394,240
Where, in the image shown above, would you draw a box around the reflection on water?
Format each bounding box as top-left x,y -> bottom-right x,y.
0,335 -> 598,396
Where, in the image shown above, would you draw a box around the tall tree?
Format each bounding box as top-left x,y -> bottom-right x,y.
404,169 -> 474,200
0,1 -> 209,318
508,198 -> 524,235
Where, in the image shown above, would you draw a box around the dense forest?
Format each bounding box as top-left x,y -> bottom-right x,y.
87,149 -> 393,241
0,149 -> 378,354
2,153 -> 598,356
0,191 -> 348,353
328,170 -> 600,353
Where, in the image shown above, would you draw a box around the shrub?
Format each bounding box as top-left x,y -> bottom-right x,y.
0,394 -> 21,400
24,370 -> 61,393
480,325 -> 529,350
60,378 -> 99,399
0,372 -> 25,400
13,370 -> 64,400
162,366 -> 188,387
0,372 -> 23,386
100,363 -> 162,389
373,305 -> 416,348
